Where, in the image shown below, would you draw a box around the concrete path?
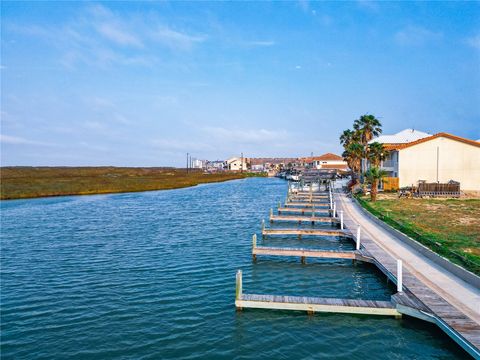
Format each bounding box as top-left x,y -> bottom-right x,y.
337,191 -> 480,324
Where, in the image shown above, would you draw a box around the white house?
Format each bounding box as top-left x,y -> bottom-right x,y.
225,157 -> 248,171
370,130 -> 480,191
303,153 -> 348,170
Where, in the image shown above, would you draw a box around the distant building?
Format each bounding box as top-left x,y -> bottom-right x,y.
251,164 -> 265,172
369,129 -> 480,191
206,160 -> 225,172
225,157 -> 248,171
302,153 -> 348,170
191,159 -> 205,169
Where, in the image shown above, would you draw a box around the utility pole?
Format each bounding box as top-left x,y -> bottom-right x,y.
186,152 -> 189,174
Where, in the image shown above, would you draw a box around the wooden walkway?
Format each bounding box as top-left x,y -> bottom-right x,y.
236,293 -> 400,316
252,246 -> 372,262
262,228 -> 351,237
278,207 -> 331,215
269,214 -> 338,224
285,202 -> 329,208
336,192 -> 480,358
236,184 -> 480,358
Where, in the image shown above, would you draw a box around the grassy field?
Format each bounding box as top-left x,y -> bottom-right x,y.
0,167 -> 257,200
356,194 -> 480,275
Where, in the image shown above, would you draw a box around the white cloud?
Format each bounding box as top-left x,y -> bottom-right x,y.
466,34 -> 480,50
96,22 -> 143,47
151,139 -> 214,152
203,126 -> 288,144
394,25 -> 442,46
151,27 -> 206,50
0,134 -> 53,146
244,40 -> 276,47
356,0 -> 379,12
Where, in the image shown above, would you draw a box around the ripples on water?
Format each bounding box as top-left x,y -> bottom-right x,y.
1,178 -> 467,359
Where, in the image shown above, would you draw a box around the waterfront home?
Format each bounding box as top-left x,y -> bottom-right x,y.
225,157 -> 249,171
369,130 -> 480,191
302,153 -> 348,171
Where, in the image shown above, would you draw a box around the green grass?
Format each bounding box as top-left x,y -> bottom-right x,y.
356,194 -> 480,276
0,167 -> 255,200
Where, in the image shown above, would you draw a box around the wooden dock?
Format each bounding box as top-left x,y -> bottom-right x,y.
262,228 -> 350,237
285,202 -> 329,208
252,246 -> 372,262
269,214 -> 338,224
236,181 -> 480,358
236,292 -> 400,316
336,192 -> 480,358
278,207 -> 331,215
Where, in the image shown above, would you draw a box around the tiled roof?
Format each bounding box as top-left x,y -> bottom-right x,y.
386,133 -> 480,150
302,153 -> 343,162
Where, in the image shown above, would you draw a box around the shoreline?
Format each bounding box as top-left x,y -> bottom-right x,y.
1,167 -> 264,201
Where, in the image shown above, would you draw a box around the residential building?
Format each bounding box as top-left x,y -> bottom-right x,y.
302,153 -> 348,170
370,130 -> 480,191
225,157 -> 248,171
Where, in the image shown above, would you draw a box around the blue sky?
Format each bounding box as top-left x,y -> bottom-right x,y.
1,1 -> 479,166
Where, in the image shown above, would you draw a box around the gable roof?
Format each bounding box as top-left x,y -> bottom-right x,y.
302,153 -> 343,162
386,132 -> 480,151
370,128 -> 431,145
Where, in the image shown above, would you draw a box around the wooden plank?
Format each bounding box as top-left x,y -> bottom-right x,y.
262,228 -> 351,237
270,215 -> 338,223
278,207 -> 332,215
236,293 -> 400,316
285,202 -> 330,208
252,246 -> 372,262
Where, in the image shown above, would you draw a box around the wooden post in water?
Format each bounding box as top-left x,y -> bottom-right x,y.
236,270 -> 243,308
356,226 -> 361,250
340,210 -> 344,230
252,234 -> 257,262
397,260 -> 403,293
333,202 -> 336,218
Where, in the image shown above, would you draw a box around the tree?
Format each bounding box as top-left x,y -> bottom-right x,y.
353,114 -> 382,146
364,167 -> 388,202
342,142 -> 364,184
339,129 -> 360,148
353,114 -> 382,176
367,142 -> 389,167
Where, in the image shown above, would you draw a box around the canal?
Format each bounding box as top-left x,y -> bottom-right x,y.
1,177 -> 467,359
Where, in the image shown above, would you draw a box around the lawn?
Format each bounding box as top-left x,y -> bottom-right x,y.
0,167 -> 253,200
356,194 -> 480,275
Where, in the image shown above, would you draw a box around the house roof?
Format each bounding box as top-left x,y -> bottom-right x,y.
370,128 -> 431,145
386,132 -> 480,151
302,153 -> 343,162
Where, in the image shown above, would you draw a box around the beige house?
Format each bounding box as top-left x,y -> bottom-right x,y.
302,153 -> 348,170
372,131 -> 480,191
225,157 -> 248,171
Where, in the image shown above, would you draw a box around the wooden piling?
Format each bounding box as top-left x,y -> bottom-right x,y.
356,226 -> 361,250
397,259 -> 403,293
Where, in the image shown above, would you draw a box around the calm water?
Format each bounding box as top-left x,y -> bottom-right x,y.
1,178 -> 467,359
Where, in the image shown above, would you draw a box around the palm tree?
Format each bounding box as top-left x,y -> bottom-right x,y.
353,114 -> 382,146
367,142 -> 389,167
342,142 -> 364,184
364,167 -> 388,202
339,129 -> 360,148
353,114 -> 382,176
